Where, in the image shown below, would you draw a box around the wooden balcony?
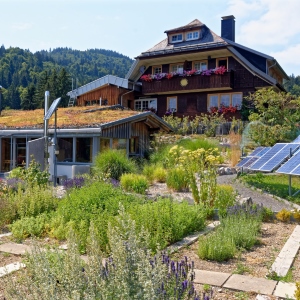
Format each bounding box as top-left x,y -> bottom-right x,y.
142,71 -> 234,94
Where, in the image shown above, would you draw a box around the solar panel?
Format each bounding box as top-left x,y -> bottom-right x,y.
257,147 -> 271,157
292,135 -> 300,144
44,97 -> 61,120
242,156 -> 259,168
290,165 -> 300,175
250,143 -> 287,170
259,143 -> 300,172
248,147 -> 264,157
277,151 -> 300,174
236,157 -> 252,168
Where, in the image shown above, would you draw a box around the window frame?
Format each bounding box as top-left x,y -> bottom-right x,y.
193,60 -> 208,71
207,93 -> 243,112
167,96 -> 177,112
216,57 -> 228,69
134,98 -> 157,112
186,31 -> 199,41
152,65 -> 162,74
170,34 -> 183,43
170,63 -> 184,73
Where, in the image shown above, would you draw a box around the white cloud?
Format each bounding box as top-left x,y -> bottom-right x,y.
226,0 -> 300,47
12,22 -> 33,30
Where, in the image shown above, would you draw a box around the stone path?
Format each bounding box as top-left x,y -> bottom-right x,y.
271,225 -> 300,277
0,222 -> 299,299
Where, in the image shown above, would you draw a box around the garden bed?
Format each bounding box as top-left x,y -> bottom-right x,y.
172,221 -> 300,281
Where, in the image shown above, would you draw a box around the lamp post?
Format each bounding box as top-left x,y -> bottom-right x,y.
0,85 -> 2,116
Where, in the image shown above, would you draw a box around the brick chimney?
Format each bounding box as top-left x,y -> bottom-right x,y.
221,15 -> 235,42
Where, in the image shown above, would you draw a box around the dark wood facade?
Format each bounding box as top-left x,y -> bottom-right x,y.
136,56 -> 271,119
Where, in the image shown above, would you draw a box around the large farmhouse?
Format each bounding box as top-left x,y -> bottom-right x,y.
68,16 -> 288,119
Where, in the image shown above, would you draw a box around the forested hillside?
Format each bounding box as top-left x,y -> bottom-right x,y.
0,46 -> 133,109
284,74 -> 300,96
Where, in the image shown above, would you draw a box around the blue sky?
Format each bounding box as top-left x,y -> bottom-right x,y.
1,0 -> 300,76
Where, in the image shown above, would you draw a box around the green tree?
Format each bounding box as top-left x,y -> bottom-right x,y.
247,88 -> 300,145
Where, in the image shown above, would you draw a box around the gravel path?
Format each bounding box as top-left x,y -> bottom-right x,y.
217,174 -> 300,211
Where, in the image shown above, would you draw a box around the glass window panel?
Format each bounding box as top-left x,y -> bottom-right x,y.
232,93 -> 243,110
112,139 -> 127,150
218,59 -> 227,68
1,138 -> 11,172
100,138 -> 110,151
168,97 -> 177,111
209,95 -> 219,110
76,137 -> 92,163
57,137 -> 73,162
193,32 -> 199,38
220,94 -> 230,107
200,62 -> 207,70
149,99 -> 157,111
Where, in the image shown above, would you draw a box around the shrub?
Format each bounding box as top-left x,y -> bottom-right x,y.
9,213 -> 51,239
276,208 -> 291,222
198,209 -> 262,261
4,210 -> 199,300
94,149 -> 137,180
177,137 -> 219,151
8,158 -> 49,187
120,173 -> 149,194
152,166 -> 167,183
293,209 -> 300,222
214,184 -> 236,215
142,163 -> 157,183
166,167 -> 189,192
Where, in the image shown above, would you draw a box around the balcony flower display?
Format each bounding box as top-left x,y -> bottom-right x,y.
209,104 -> 238,114
140,66 -> 228,82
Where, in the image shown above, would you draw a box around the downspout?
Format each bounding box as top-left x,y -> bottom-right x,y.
267,61 -> 277,75
120,82 -> 135,107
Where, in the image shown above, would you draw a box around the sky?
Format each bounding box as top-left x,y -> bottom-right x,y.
1,0 -> 300,76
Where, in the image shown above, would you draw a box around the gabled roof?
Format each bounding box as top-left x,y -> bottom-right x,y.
164,19 -> 204,33
67,75 -> 139,98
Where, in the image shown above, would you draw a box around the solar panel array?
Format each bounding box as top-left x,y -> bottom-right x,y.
277,151 -> 300,175
250,143 -> 300,172
236,147 -> 270,168
292,135 -> 300,144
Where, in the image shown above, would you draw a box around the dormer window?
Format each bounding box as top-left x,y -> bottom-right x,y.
186,31 -> 199,40
171,34 -> 183,43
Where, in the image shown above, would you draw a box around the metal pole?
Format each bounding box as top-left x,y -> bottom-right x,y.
53,109 -> 58,187
289,148 -> 292,197
44,91 -> 50,172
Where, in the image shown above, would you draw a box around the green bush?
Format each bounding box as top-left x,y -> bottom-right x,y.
142,163 -> 157,183
166,167 -> 189,192
152,166 -> 167,183
149,144 -> 172,166
8,158 -> 49,187
10,213 -> 51,239
177,137 -> 219,151
94,149 -> 137,180
214,184 -> 236,215
120,173 -> 149,194
198,211 -> 262,261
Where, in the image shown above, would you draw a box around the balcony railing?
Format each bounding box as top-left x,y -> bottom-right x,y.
142,71 -> 233,94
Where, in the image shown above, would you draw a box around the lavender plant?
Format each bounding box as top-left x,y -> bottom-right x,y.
63,176 -> 85,190
4,207 -> 201,300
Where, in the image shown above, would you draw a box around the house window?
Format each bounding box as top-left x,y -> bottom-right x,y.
171,34 -> 183,43
170,63 -> 184,73
112,139 -> 127,150
186,31 -> 199,40
193,61 -> 207,71
76,137 -> 93,163
167,96 -> 177,112
134,98 -> 157,112
57,137 -> 73,162
130,137 -> 139,154
208,93 -> 243,111
152,65 -> 162,74
217,58 -> 228,69
100,138 -> 110,151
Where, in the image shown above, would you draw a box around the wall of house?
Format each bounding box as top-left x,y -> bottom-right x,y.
138,56 -> 271,119
76,85 -> 135,106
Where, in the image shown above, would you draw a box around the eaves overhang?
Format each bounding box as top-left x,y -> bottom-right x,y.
227,46 -> 277,86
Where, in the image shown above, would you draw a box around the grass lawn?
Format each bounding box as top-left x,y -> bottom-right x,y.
240,173 -> 300,204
